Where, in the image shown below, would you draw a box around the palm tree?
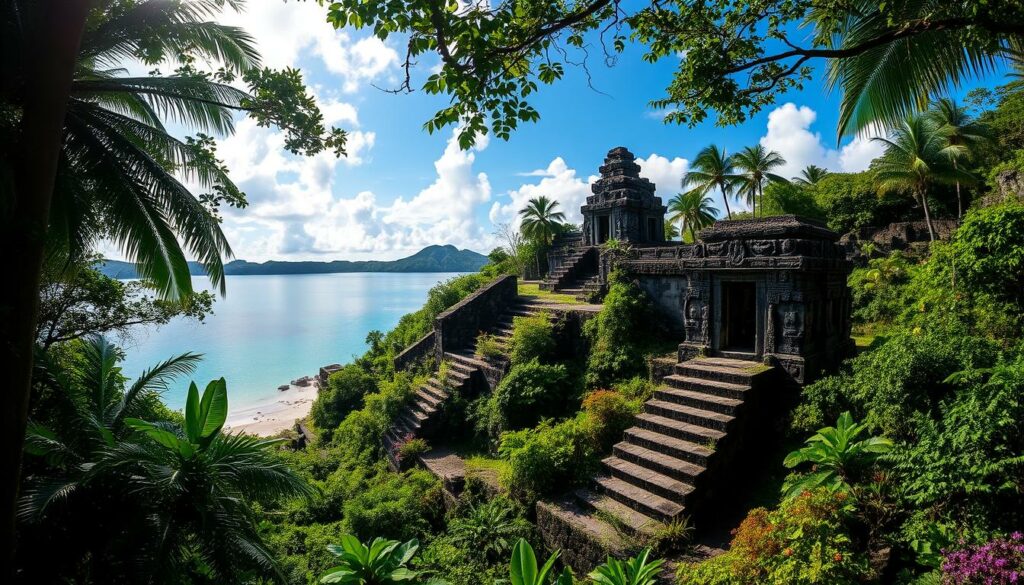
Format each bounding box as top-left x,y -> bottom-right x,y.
20,337 -> 311,582
820,3 -> 1021,137
682,145 -> 737,220
668,191 -> 719,242
519,196 -> 566,246
793,165 -> 829,186
663,220 -> 680,241
3,0 -> 341,546
732,145 -> 788,217
872,114 -> 974,241
928,98 -> 991,218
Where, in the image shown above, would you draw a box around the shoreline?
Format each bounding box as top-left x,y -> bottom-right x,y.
223,378 -> 319,436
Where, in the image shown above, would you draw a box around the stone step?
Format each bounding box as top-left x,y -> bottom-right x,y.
653,387 -> 742,415
412,394 -> 439,414
445,352 -> 488,370
593,475 -> 685,523
675,362 -> 758,386
422,379 -> 449,400
445,368 -> 472,385
403,406 -> 430,425
633,413 -> 726,445
573,488 -> 664,539
643,400 -> 734,432
415,388 -> 443,409
612,441 -> 705,483
602,456 -> 696,502
448,360 -> 475,375
663,375 -> 750,400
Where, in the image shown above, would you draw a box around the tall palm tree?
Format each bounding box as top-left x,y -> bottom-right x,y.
732,145 -> 788,217
928,98 -> 991,218
519,196 -> 566,246
668,191 -> 719,242
793,165 -> 829,186
872,114 -> 974,241
20,336 -> 312,582
819,2 -> 1021,137
682,145 -> 737,220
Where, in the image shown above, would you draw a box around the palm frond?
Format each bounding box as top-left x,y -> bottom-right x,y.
72,75 -> 248,136
112,352 -> 204,429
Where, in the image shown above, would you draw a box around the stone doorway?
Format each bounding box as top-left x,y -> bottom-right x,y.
721,281 -> 756,352
598,215 -> 610,243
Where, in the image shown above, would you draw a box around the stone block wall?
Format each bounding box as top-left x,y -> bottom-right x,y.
435,275 -> 519,358
393,331 -> 436,372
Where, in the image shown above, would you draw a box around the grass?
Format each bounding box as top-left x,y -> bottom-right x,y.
517,282 -> 583,305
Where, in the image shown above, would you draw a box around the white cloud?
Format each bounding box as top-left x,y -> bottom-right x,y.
636,153 -> 689,199
216,1 -> 398,93
489,158 -> 596,227
215,125 -> 493,261
758,103 -> 884,178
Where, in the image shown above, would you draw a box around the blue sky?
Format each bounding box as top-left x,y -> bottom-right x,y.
180,1 -> 1010,262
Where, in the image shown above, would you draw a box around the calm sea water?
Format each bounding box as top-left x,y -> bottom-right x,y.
118,272 -> 464,411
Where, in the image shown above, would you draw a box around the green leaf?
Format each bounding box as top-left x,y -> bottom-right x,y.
510,539 -> 537,585
184,382 -> 201,444
125,418 -> 184,453
198,377 -> 228,441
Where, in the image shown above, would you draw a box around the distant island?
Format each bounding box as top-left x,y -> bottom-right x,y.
98,245 -> 489,278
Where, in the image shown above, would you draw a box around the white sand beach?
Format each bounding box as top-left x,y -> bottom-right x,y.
223,382 -> 318,436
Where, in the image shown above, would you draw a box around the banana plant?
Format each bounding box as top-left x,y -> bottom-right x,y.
125,378 -> 228,459
509,538 -> 573,585
320,534 -> 430,584
589,548 -> 664,585
783,411 -> 893,499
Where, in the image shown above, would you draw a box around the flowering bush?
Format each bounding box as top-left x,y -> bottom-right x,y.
942,532 -> 1024,584
676,489 -> 869,585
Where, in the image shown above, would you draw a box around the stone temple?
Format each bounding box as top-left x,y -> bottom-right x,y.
582,147 -> 668,245
549,146 -> 853,384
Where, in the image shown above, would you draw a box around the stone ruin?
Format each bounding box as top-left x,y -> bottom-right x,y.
582,147 -> 667,246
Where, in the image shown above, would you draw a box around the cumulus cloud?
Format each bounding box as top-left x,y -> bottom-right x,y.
216,1 -> 398,93
216,125 -> 493,261
489,158 -> 595,227
758,103 -> 884,178
636,154 -> 689,199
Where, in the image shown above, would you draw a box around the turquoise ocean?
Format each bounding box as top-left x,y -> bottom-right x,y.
119,272 -> 464,411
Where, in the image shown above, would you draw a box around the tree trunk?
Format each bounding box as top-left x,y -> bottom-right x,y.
1,0 -> 91,572
919,189 -> 937,242
953,159 -> 963,219
720,184 -> 732,220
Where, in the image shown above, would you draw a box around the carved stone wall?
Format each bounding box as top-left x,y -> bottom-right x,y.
619,216 -> 853,384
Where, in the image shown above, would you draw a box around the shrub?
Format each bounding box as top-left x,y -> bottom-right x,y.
944,202 -> 1024,307
343,468 -> 443,541
807,171 -> 910,234
617,376 -> 655,402
585,272 -> 655,387
941,532 -> 1024,585
676,489 -> 870,585
492,360 -> 571,432
396,437 -> 430,470
475,332 -> 505,360
509,313 -> 556,365
498,418 -> 595,499
446,496 -> 533,564
310,364 -> 378,439
581,390 -> 639,452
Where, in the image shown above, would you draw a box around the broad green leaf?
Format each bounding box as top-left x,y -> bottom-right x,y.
198,377 -> 228,441
125,418 -> 183,452
510,539 -> 537,585
184,382 -> 201,444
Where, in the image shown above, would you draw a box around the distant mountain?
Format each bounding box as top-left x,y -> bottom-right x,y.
98,245 -> 489,278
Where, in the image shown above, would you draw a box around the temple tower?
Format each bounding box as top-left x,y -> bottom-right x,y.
582,147 -> 667,245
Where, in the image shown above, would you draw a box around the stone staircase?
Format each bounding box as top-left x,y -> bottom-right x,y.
539,356 -> 775,571
383,297 -> 550,466
540,245 -> 598,298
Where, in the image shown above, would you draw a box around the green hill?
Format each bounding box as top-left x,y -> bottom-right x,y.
98,245 -> 488,278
